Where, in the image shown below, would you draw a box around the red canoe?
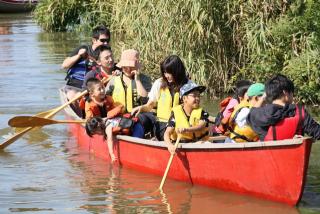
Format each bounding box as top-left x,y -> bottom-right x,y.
0,0 -> 38,13
59,87 -> 313,206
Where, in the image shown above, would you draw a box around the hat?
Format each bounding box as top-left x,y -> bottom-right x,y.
116,49 -> 141,68
247,83 -> 265,97
180,81 -> 206,98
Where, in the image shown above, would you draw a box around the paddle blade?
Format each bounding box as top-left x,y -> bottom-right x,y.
0,127 -> 33,150
8,116 -> 59,128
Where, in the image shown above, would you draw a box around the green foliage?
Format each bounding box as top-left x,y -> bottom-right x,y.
34,0 -> 320,103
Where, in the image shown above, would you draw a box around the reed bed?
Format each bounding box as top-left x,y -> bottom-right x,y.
34,0 -> 320,103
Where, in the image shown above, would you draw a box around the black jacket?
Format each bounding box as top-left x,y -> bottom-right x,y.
247,103 -> 320,140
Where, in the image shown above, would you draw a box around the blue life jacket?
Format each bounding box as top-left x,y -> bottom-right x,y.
66,59 -> 87,81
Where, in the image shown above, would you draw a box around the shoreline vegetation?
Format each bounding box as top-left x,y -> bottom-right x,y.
34,0 -> 320,104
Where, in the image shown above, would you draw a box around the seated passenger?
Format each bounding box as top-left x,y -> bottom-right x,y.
85,78 -> 123,120
82,45 -> 120,89
228,83 -> 266,142
105,49 -> 152,113
85,117 -> 119,162
213,80 -> 252,135
163,82 -> 209,154
130,55 -> 190,140
247,74 -> 320,141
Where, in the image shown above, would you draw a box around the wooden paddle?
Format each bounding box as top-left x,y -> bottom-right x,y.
0,76 -> 111,150
159,135 -> 181,190
8,116 -> 85,128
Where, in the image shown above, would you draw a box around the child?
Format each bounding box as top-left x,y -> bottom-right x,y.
85,78 -> 123,162
85,117 -> 118,162
85,78 -> 123,120
213,80 -> 252,135
163,82 -> 209,154
228,83 -> 266,142
247,74 -> 320,141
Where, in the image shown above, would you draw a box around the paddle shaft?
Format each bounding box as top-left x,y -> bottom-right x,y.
159,135 -> 181,190
0,77 -> 111,150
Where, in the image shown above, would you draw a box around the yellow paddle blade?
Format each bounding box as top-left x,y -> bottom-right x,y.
8,116 -> 85,128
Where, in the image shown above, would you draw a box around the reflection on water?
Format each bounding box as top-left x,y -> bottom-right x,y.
65,140 -> 301,214
0,13 -> 319,214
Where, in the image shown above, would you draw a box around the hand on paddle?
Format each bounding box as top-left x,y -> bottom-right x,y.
167,143 -> 176,155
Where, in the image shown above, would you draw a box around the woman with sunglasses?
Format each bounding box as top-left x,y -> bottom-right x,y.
131,55 -> 190,140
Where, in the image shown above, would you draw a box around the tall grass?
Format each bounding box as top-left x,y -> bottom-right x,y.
34,0 -> 320,103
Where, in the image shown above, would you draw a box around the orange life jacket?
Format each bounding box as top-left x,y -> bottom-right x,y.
85,95 -> 123,119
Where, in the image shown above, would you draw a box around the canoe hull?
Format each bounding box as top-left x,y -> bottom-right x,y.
68,121 -> 312,206
60,87 -> 312,206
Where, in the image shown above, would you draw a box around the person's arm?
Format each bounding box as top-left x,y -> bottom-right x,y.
303,109 -> 320,140
62,47 -> 87,69
131,99 -> 156,116
164,127 -> 176,154
133,70 -> 148,97
177,120 -> 207,133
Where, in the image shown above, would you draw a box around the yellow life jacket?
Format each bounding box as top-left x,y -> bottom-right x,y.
170,105 -> 208,141
229,100 -> 259,142
156,88 -> 180,122
112,76 -> 137,113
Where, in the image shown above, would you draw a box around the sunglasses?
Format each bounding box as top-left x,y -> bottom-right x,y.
99,38 -> 110,43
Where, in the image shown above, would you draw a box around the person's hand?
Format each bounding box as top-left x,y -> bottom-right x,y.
132,69 -> 141,81
77,48 -> 87,58
176,127 -> 188,134
131,106 -> 141,117
168,144 -> 176,155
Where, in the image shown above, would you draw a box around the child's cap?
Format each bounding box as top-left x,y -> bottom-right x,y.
180,81 -> 206,98
247,83 -> 265,97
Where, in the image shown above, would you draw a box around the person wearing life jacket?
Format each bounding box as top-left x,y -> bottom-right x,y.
84,78 -> 124,162
82,45 -> 121,89
228,83 -> 266,143
105,49 -> 152,114
130,55 -> 190,140
247,74 -> 320,141
163,81 -> 209,154
62,26 -> 110,102
212,80 -> 252,135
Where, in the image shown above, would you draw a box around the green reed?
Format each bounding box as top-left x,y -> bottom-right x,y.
34,0 -> 320,103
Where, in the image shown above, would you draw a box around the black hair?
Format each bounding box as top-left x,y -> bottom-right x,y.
98,45 -> 112,62
92,25 -> 111,40
160,55 -> 188,92
86,77 -> 101,90
85,117 -> 106,138
265,74 -> 294,102
234,80 -> 252,100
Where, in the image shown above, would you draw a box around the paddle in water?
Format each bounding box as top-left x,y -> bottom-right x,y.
0,76 -> 111,150
159,135 -> 181,190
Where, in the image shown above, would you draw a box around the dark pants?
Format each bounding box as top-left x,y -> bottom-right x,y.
138,112 -> 167,141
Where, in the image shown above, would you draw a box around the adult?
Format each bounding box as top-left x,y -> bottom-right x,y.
62,25 -> 110,94
105,49 -> 152,113
247,74 -> 320,141
82,45 -> 120,89
131,55 -> 190,140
